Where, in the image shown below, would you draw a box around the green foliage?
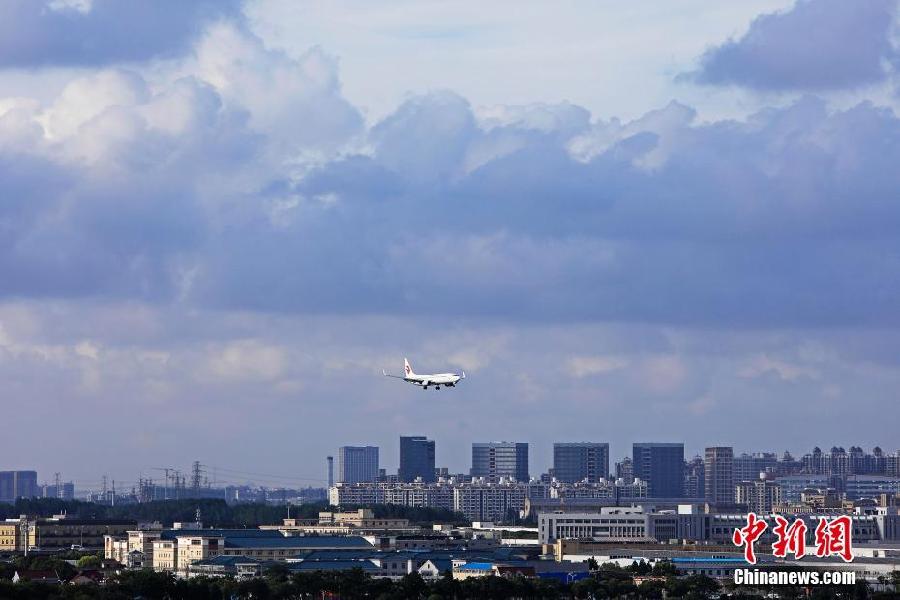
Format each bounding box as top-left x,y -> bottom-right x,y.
629,559 -> 652,575
13,554 -> 76,581
0,565 -> 741,599
650,560 -> 678,576
75,555 -> 101,569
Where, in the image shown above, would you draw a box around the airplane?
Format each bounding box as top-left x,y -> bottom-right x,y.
383,358 -> 466,390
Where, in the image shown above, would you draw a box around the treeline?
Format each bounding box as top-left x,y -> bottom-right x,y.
0,566 -> 883,600
1,559 -> 890,599
0,499 -> 465,527
0,568 -> 677,600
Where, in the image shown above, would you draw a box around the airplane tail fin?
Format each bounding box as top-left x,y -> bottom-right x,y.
404,357 -> 414,377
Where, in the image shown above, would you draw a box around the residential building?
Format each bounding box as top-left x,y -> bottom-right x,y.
399,436 -> 436,483
735,474 -> 782,514
552,443 -> 609,483
632,443 -> 684,498
471,442 -> 529,481
453,483 -> 528,522
338,446 -> 379,484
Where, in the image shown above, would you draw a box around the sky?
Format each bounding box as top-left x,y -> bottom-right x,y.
2,0 -> 900,491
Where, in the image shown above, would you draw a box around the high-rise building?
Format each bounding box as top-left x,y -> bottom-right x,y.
326,456 -> 334,488
337,446 -> 379,484
615,457 -> 634,484
683,455 -> 705,498
733,452 -> 778,482
0,471 -> 38,502
704,446 -> 735,505
399,436 -> 436,483
553,443 -> 610,483
632,443 -> 684,498
471,442 -> 529,481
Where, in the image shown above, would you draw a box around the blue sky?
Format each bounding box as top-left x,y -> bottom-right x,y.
1,0 -> 899,490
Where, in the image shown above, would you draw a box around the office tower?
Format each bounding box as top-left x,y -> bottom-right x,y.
0,471 -> 38,502
326,456 -> 334,488
337,446 -> 379,484
705,446 -> 734,505
471,442 -> 529,481
399,436 -> 436,483
553,443 -> 610,483
632,443 -> 684,498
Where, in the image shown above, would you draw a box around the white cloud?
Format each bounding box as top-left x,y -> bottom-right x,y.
738,354 -> 820,381
566,355 -> 629,378
203,339 -> 288,382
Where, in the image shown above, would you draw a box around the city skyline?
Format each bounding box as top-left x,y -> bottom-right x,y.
3,0 -> 900,480
12,439 -> 900,493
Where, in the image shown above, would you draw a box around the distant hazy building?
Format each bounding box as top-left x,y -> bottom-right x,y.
337,447 -> 379,484
553,443 -> 610,483
42,482 -> 75,500
0,471 -> 38,503
733,452 -> 778,482
399,436 -> 436,483
705,447 -> 734,505
683,455 -> 705,498
632,443 -> 684,498
471,443 -> 529,481
615,457 -> 634,484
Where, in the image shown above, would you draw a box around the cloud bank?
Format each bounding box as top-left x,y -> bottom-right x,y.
0,0 -> 244,67
687,0 -> 899,91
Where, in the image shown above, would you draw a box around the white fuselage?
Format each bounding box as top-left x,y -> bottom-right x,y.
406,372 -> 461,387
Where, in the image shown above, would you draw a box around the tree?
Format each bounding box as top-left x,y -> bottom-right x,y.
76,555 -> 101,569
629,559 -> 652,575
397,572 -> 429,599
650,560 -> 677,576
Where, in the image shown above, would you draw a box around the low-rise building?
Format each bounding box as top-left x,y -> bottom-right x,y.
5,515 -> 135,551
539,505 -> 900,546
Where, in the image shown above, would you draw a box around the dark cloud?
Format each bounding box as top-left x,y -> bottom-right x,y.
184,94 -> 900,329
685,0 -> 899,91
0,0 -> 243,67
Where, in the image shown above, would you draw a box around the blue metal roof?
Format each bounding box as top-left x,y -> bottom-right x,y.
671,557 -> 747,563
459,562 -> 494,571
194,555 -> 263,567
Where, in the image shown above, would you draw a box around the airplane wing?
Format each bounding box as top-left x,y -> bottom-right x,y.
383,369 -> 406,379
